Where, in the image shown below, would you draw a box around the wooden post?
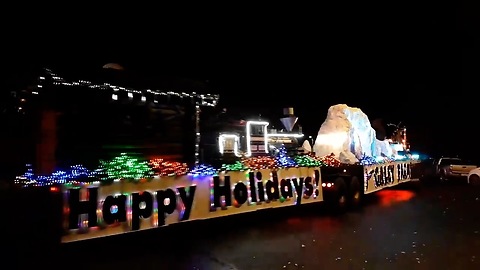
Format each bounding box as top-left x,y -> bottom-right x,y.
36,110 -> 57,174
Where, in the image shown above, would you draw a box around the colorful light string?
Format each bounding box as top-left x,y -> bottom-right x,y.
97,153 -> 154,183
274,146 -> 297,168
359,155 -> 378,166
294,155 -> 324,167
241,156 -> 278,170
15,152 -> 419,187
188,164 -> 217,177
149,158 -> 189,177
220,161 -> 248,172
14,164 -> 97,187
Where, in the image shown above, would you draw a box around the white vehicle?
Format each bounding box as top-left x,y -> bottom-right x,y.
434,157 -> 477,181
467,167 -> 480,185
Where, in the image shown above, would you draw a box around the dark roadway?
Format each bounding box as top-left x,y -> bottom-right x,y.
46,181 -> 480,269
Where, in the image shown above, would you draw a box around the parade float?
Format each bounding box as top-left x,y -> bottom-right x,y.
9,68 -> 422,243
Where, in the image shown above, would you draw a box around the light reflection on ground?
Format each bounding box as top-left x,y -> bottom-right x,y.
376,189 -> 416,207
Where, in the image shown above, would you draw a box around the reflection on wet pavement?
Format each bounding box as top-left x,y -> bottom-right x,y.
376,189 -> 416,207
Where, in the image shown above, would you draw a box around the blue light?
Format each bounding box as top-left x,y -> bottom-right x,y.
359,156 -> 377,165
15,164 -> 96,187
275,146 -> 297,168
188,164 -> 217,177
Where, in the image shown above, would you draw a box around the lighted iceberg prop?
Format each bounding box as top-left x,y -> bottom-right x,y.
313,104 -> 394,164
375,139 -> 395,157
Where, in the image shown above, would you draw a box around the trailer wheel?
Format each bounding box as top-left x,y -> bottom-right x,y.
349,176 -> 362,209
439,169 -> 448,182
332,177 -> 347,213
469,174 -> 480,186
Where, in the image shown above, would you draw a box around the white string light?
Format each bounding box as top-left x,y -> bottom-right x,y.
218,134 -> 241,157
245,121 -> 269,157
267,133 -> 304,138
39,68 -> 220,107
217,121 -> 304,157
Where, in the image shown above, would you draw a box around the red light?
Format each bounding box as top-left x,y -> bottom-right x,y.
50,186 -> 59,192
376,190 -> 415,207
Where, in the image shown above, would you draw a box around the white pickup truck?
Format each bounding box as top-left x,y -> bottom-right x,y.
435,157 -> 478,181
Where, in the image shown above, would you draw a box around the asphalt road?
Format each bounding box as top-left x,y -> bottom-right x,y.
50,181 -> 480,269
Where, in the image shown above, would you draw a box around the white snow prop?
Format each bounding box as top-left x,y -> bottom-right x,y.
302,140 -> 312,153
313,104 -> 394,164
375,140 -> 395,157
339,151 -> 358,164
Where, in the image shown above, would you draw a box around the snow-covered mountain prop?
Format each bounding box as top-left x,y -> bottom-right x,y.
313,104 -> 396,164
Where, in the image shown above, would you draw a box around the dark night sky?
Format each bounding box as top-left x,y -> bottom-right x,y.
3,3 -> 479,160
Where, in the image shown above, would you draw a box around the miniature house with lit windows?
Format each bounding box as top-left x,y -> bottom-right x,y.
217,108 -> 304,160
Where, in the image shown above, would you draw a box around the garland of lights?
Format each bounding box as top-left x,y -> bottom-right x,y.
274,146 -> 297,168
319,153 -> 342,167
15,152 -> 418,187
188,164 -> 217,177
241,156 -> 278,170
97,153 -> 154,183
39,69 -> 220,107
14,164 -> 96,187
149,158 -> 189,177
359,155 -> 377,166
294,155 -> 324,167
220,161 -> 248,172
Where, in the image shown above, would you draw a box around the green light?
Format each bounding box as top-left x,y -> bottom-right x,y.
294,155 -> 325,167
98,153 -> 154,183
220,161 -> 248,172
